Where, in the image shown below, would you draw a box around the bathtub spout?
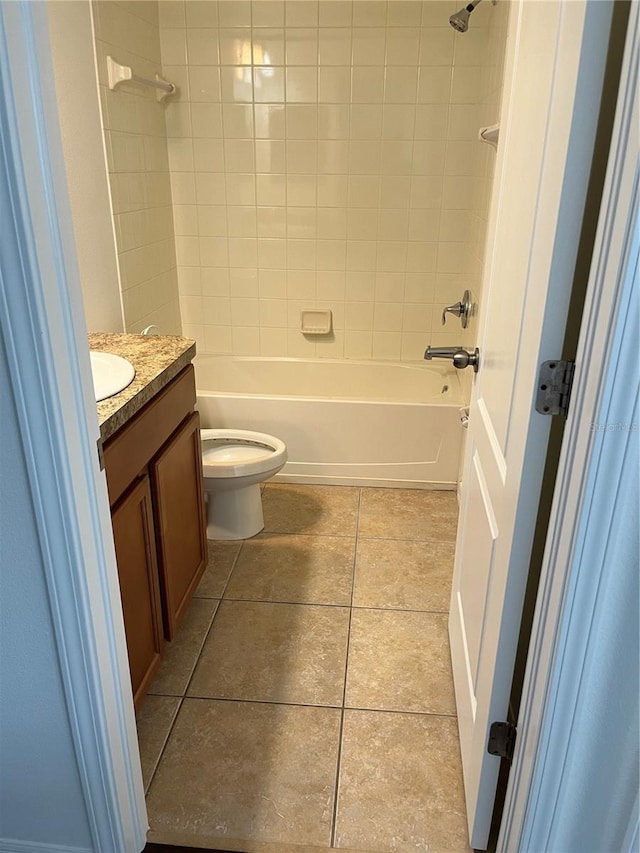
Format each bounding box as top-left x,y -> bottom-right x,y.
424,346 -> 462,360
425,346 -> 480,373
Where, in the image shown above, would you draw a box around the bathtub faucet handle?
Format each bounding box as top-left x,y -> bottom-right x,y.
424,346 -> 480,373
441,290 -> 473,328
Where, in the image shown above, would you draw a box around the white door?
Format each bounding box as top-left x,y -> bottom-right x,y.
448,1 -> 616,848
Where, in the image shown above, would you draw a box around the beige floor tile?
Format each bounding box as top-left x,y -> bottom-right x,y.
188,600 -> 350,706
358,488 -> 459,542
262,484 -> 359,536
334,710 -> 470,852
353,538 -> 454,612
148,599 -> 218,696
135,695 -> 180,793
345,609 -> 456,715
147,830 -> 378,853
194,540 -> 242,598
146,835 -> 274,852
225,533 -> 356,606
146,698 -> 341,847
147,829 -> 381,853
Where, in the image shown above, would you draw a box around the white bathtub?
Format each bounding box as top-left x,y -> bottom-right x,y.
194,355 -> 464,489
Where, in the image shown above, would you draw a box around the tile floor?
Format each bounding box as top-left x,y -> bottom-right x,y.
138,484 -> 471,853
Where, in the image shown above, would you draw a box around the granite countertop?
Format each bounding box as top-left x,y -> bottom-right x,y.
89,332 -> 196,442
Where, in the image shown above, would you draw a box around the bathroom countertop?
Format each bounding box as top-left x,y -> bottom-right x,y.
89,332 -> 196,443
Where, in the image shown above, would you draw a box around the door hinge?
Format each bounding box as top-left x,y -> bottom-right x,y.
488,721 -> 517,762
535,359 -> 575,417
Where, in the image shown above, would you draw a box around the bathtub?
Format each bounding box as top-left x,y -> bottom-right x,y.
194,355 -> 464,489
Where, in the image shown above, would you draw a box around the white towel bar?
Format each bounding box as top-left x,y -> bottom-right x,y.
107,56 -> 175,102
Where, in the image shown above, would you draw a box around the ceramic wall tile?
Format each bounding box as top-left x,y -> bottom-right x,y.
152,0 -> 506,355
94,0 -> 181,332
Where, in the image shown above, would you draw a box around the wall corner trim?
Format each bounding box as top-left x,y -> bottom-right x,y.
0,3 -> 147,851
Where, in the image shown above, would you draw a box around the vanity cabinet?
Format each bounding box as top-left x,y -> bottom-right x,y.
104,364 -> 207,706
110,475 -> 164,706
151,411 -> 206,639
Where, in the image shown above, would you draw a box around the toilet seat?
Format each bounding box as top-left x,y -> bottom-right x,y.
201,429 -> 287,479
200,428 -> 287,539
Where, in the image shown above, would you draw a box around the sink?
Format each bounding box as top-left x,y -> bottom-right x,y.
90,351 -> 135,402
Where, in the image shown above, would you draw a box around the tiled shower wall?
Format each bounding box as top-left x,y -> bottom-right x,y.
159,0 -> 507,360
93,1 -> 182,334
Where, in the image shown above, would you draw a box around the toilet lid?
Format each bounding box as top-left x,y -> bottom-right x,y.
202,438 -> 275,465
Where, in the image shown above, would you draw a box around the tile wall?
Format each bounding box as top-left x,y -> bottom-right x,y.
93,1 -> 182,334
469,0 -> 509,290
457,0 -> 509,395
159,0 -> 507,360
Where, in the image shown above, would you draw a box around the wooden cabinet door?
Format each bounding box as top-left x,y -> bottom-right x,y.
151,411 -> 207,640
111,475 -> 164,708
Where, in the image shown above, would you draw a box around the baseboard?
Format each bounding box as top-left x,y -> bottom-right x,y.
0,840 -> 92,853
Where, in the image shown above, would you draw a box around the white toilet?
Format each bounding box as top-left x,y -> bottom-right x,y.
200,429 -> 287,540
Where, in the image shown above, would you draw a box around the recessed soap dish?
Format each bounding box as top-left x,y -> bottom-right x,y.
301,309 -> 332,335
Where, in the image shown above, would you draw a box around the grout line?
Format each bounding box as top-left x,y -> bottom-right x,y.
183,694 -> 342,710
144,694 -> 185,796
220,596 -> 353,610
218,540 -> 245,599
146,598 -> 221,702
261,529 -> 457,544
330,710 -> 346,849
239,529 -> 359,539
223,528 -> 457,547
342,706 -> 458,721
356,533 -> 458,544
349,602 -> 450,615
146,688 -> 182,699
181,542 -> 245,700
330,487 -> 361,847
168,692 -> 458,720
218,595 -> 449,615
185,598 -> 221,684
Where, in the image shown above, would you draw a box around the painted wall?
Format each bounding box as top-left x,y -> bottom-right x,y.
158,0 -> 507,360
46,0 -> 123,333
93,0 -> 182,334
0,337 -> 94,851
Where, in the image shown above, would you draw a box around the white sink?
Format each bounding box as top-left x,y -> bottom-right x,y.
90,351 -> 135,402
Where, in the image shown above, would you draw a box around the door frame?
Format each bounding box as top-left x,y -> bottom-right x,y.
0,1 -> 634,851
0,3 -> 146,850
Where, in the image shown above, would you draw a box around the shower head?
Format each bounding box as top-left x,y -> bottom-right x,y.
449,7 -> 470,32
449,0 -> 482,33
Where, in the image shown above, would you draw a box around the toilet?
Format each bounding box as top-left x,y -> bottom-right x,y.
200,429 -> 287,540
